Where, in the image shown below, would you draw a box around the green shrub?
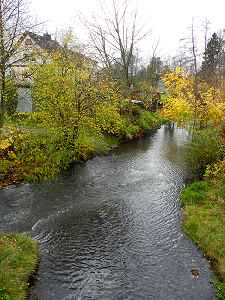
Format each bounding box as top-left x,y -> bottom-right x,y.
180,181 -> 210,205
14,112 -> 30,121
74,124 -> 109,161
13,112 -> 47,128
95,103 -> 124,136
11,118 -> 111,182
185,128 -> 223,176
4,76 -> 18,116
119,99 -> 143,117
205,160 -> 225,182
0,160 -> 11,179
14,130 -> 74,182
214,281 -> 225,300
160,93 -> 169,104
123,123 -> 140,139
0,234 -> 38,300
137,111 -> 158,131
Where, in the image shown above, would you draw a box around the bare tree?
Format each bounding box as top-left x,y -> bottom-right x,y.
0,0 -> 36,127
84,0 -> 149,88
176,18 -> 202,76
191,18 -> 198,77
202,18 -> 210,53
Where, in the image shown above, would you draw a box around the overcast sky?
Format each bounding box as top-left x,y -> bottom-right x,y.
30,0 -> 225,58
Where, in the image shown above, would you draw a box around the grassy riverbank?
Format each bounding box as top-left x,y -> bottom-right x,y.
0,108 -> 162,299
181,181 -> 225,299
0,107 -> 162,187
0,234 -> 38,300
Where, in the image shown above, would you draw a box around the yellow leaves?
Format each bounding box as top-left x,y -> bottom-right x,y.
0,139 -> 11,150
161,96 -> 192,125
204,160 -> 225,180
79,69 -> 90,81
207,102 -> 225,126
8,151 -> 17,160
162,68 -> 192,121
162,68 -> 225,129
163,67 -> 193,99
95,103 -> 123,135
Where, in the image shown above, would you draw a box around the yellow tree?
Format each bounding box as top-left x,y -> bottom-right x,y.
31,50 -> 98,135
161,67 -> 225,129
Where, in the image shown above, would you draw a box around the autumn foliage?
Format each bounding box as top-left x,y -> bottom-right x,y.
161,67 -> 225,129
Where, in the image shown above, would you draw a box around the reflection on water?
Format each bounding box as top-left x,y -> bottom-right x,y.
0,126 -> 215,300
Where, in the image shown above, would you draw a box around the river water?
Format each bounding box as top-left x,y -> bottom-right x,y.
0,126 -> 215,299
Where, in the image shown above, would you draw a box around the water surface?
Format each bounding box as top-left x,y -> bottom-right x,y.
0,126 -> 215,299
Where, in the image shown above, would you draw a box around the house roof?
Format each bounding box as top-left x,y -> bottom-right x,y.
23,31 -> 60,51
21,31 -> 96,67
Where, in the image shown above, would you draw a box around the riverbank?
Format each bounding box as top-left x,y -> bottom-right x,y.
0,126 -> 215,299
0,108 -> 163,188
0,234 -> 38,300
181,180 -> 225,299
0,116 -> 162,299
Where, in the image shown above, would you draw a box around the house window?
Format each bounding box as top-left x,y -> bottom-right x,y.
23,52 -> 36,62
25,38 -> 32,46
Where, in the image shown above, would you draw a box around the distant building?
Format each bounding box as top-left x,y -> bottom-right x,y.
10,31 -> 60,112
12,31 -> 60,83
11,31 -> 95,112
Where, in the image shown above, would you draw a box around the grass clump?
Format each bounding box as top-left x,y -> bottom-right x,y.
213,281 -> 225,300
0,234 -> 38,300
185,128 -> 223,176
181,180 -> 225,298
180,181 -> 210,205
137,111 -> 159,131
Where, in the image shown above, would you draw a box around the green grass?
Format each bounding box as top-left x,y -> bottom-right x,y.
180,181 -> 210,205
214,280 -> 225,300
0,234 -> 38,300
1,109 -> 163,185
181,181 -> 225,299
137,111 -> 159,131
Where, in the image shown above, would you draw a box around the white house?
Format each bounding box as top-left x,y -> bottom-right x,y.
11,32 -> 60,112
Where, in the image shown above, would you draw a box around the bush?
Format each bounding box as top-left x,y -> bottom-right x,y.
0,160 -> 11,179
180,181 -> 210,205
205,160 -> 225,182
9,118 -> 111,182
13,130 -> 74,182
95,103 -> 124,136
74,121 -> 109,160
185,128 -> 223,176
122,122 -> 140,139
0,234 -> 38,300
4,76 -> 18,115
214,281 -> 225,300
137,111 -> 158,131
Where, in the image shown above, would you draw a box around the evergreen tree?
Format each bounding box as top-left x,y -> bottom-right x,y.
201,32 -> 224,81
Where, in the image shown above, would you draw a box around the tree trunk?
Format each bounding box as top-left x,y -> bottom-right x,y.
0,67 -> 5,127
0,0 -> 5,128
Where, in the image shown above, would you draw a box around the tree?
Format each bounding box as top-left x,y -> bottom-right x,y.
31,48 -> 99,139
0,0 -> 34,127
4,75 -> 18,115
85,0 -> 148,88
201,32 -> 224,84
162,67 -> 225,130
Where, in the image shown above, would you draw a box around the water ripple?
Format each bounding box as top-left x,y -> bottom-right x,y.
0,127 -> 215,300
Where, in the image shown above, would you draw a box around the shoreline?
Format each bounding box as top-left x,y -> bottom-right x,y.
0,234 -> 39,300
0,125 -> 160,190
180,181 -> 225,299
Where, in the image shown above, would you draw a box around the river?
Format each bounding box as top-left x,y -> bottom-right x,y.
0,126 -> 215,299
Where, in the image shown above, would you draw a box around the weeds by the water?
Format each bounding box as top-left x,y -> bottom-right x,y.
0,109 -> 162,186
213,280 -> 225,300
0,234 -> 38,300
181,180 -> 225,299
